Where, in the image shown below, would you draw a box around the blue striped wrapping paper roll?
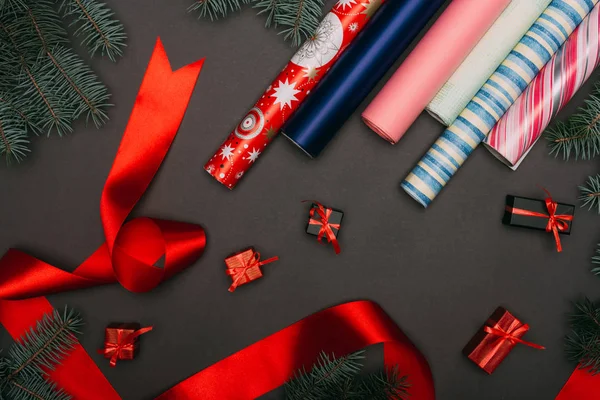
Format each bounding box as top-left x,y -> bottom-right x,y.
401,0 -> 599,208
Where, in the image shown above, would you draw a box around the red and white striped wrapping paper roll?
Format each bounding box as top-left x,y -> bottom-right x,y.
484,5 -> 600,169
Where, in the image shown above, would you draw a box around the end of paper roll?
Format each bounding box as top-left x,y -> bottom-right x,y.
481,142 -> 518,170
424,106 -> 454,127
361,115 -> 398,144
281,131 -> 316,159
400,180 -> 430,208
204,165 -> 235,190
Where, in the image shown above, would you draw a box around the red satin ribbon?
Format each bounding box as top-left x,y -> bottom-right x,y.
156,300 -> 435,400
227,250 -> 279,292
308,201 -> 341,254
505,190 -> 573,252
556,367 -> 600,399
99,326 -> 154,367
0,38 -> 205,399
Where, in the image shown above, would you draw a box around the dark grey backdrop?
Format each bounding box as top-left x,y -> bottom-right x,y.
2,1 -> 600,399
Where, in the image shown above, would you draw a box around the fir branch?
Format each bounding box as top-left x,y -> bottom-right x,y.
0,22 -> 74,136
254,0 -> 281,28
59,0 -> 126,61
22,3 -> 110,127
0,307 -> 82,400
0,92 -> 39,134
565,298 -> 600,373
285,350 -> 409,400
6,308 -> 82,381
5,374 -> 71,400
275,0 -> 323,47
285,351 -> 364,400
546,84 -> 600,160
188,0 -> 250,21
0,97 -> 29,164
591,244 -> 600,276
579,174 -> 600,214
356,367 -> 410,400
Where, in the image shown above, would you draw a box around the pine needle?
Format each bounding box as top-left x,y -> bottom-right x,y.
188,0 -> 250,21
0,98 -> 29,164
275,0 -> 323,47
59,0 -> 126,61
285,351 -> 364,400
591,245 -> 600,277
546,83 -> 600,160
0,307 -> 82,400
579,175 -> 600,214
254,0 -> 281,28
565,299 -> 600,373
284,350 -> 410,399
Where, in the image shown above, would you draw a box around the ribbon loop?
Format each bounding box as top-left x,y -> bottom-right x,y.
0,38 -> 206,400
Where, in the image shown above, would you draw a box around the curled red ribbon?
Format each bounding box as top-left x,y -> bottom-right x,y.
0,38 -> 205,399
227,250 -> 279,292
99,326 -> 154,367
307,201 -> 341,254
505,189 -> 573,252
156,300 -> 435,400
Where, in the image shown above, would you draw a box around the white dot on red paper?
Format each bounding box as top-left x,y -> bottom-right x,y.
244,144 -> 248,149
219,173 -> 225,178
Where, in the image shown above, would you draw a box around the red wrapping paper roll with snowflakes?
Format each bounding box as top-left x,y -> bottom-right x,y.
204,0 -> 384,189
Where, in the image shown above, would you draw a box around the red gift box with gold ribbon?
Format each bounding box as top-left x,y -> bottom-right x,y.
463,307 -> 544,374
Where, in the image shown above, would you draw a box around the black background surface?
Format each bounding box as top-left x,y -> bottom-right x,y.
2,1 -> 600,399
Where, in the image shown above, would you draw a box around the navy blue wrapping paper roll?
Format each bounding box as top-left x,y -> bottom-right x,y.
282,0 -> 447,158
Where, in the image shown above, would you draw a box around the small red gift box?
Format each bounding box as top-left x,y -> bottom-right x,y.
225,247 -> 278,292
463,307 -> 544,374
99,323 -> 153,367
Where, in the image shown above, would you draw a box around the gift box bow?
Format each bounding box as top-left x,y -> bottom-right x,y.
479,320 -> 545,369
98,326 -> 153,367
505,189 -> 573,252
307,201 -> 341,254
226,249 -> 278,292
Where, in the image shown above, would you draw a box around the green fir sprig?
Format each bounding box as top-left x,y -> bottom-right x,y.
579,174 -> 600,214
285,351 -> 410,400
60,0 -> 127,61
565,298 -> 600,373
0,0 -> 125,164
0,307 -> 83,400
547,83 -> 600,160
591,245 -> 600,276
189,0 -> 324,46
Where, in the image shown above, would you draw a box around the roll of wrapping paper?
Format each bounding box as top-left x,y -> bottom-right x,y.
485,5 -> 600,169
203,0 -> 385,189
281,0 -> 447,158
426,0 -> 552,126
402,0 -> 599,208
362,0 -> 511,144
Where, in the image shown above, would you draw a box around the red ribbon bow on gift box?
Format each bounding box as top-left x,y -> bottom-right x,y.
226,249 -> 278,292
99,326 -> 153,367
308,201 -> 341,254
479,321 -> 545,368
505,189 -> 573,252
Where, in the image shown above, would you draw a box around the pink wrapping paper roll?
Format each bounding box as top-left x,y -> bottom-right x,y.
361,0 -> 510,144
485,4 -> 600,169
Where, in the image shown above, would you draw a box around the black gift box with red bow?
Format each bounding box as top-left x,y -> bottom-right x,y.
306,203 -> 344,241
502,195 -> 574,234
